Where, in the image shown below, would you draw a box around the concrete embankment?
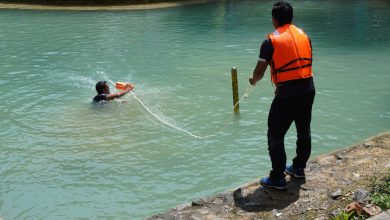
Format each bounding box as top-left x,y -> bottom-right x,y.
0,0 -> 213,11
148,132 -> 390,219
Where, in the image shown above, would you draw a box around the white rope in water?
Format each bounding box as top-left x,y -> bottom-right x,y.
130,84 -> 255,139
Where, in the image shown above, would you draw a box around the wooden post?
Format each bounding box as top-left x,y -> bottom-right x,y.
231,67 -> 239,113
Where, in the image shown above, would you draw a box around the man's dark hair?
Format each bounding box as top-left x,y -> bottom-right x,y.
95,81 -> 107,94
272,1 -> 293,26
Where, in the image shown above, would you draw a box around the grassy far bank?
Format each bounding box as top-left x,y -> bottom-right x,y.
0,0 -> 193,6
0,0 -> 214,10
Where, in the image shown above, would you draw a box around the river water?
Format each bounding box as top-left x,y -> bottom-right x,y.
1,0 -> 389,219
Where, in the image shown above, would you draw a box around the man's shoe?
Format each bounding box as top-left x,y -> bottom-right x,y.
285,165 -> 305,178
260,177 -> 287,190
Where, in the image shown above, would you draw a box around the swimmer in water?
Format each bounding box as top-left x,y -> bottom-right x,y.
92,81 -> 134,103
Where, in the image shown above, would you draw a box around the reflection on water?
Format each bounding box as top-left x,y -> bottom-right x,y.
0,0 -> 389,219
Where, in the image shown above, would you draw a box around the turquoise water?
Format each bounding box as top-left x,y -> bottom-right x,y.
1,0 -> 389,219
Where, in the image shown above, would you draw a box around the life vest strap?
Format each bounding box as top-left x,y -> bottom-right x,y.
274,57 -> 312,73
276,63 -> 312,73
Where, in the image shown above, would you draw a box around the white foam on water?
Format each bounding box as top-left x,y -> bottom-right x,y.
130,84 -> 255,139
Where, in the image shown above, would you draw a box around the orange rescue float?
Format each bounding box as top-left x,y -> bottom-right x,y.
115,82 -> 135,90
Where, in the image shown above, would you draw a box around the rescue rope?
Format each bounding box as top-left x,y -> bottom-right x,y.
130,83 -> 255,139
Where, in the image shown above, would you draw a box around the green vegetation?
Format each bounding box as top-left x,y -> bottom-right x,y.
370,171 -> 390,210
331,171 -> 390,220
330,208 -> 367,220
331,210 -> 357,220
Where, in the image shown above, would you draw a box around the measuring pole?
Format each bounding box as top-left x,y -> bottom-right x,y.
231,67 -> 239,113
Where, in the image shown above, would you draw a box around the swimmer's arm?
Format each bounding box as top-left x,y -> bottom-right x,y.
106,84 -> 134,100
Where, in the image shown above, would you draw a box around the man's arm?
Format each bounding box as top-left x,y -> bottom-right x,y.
106,84 -> 134,101
249,60 -> 268,85
249,38 -> 273,86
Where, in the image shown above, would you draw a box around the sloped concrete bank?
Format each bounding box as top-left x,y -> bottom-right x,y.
0,0 -> 213,11
148,132 -> 390,220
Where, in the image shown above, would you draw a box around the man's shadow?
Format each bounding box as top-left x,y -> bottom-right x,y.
233,178 -> 306,212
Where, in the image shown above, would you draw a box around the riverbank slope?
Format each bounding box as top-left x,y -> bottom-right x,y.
148,132 -> 390,219
0,0 -> 214,10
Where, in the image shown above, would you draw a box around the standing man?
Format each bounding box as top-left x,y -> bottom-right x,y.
249,1 -> 315,190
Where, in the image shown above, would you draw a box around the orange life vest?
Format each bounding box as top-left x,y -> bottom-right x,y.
268,24 -> 313,83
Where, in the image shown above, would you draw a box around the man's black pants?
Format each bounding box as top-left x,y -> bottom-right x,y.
267,91 -> 315,181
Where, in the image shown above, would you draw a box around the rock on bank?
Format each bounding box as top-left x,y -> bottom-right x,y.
148,132 -> 390,219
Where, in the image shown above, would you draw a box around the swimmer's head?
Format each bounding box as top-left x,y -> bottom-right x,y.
95,81 -> 110,94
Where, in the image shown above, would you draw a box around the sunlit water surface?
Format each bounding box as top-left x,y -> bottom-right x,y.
1,0 -> 389,219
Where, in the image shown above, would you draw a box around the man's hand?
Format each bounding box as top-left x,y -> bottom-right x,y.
126,83 -> 135,90
249,77 -> 257,86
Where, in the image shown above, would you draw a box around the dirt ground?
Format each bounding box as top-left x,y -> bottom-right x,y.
148,132 -> 390,219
